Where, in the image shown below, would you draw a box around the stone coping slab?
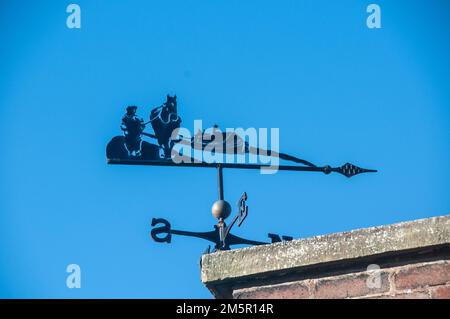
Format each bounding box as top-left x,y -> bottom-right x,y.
201,215 -> 450,284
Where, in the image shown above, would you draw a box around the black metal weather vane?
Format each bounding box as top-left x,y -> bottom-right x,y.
150,192 -> 291,251
106,95 -> 377,251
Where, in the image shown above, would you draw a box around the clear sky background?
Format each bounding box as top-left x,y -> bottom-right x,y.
0,1 -> 449,298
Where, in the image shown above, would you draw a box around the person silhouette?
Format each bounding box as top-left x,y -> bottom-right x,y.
121,106 -> 145,157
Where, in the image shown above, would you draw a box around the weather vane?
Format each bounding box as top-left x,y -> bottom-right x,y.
106,95 -> 377,251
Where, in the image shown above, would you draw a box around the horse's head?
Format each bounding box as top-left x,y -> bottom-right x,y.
165,94 -> 177,112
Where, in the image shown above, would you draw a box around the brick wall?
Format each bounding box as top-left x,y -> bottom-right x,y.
201,215 -> 450,299
232,260 -> 450,299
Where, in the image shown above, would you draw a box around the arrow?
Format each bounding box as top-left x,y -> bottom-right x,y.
108,158 -> 376,178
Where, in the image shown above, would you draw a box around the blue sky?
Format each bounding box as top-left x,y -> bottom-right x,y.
0,0 -> 449,298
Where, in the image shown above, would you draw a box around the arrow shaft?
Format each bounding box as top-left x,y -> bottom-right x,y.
109,159 -> 324,172
170,229 -> 219,244
225,233 -> 268,247
108,159 -> 377,177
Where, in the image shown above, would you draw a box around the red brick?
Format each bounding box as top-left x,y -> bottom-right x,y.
396,292 -> 429,299
313,271 -> 390,299
392,292 -> 430,299
430,285 -> 450,299
233,281 -> 311,299
394,261 -> 450,290
365,292 -> 430,299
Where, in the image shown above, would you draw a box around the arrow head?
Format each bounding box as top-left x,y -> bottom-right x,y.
334,162 -> 377,178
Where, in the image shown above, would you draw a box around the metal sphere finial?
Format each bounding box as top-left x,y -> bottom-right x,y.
211,200 -> 231,220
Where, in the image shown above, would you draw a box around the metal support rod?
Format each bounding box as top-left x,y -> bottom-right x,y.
217,164 -> 224,200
